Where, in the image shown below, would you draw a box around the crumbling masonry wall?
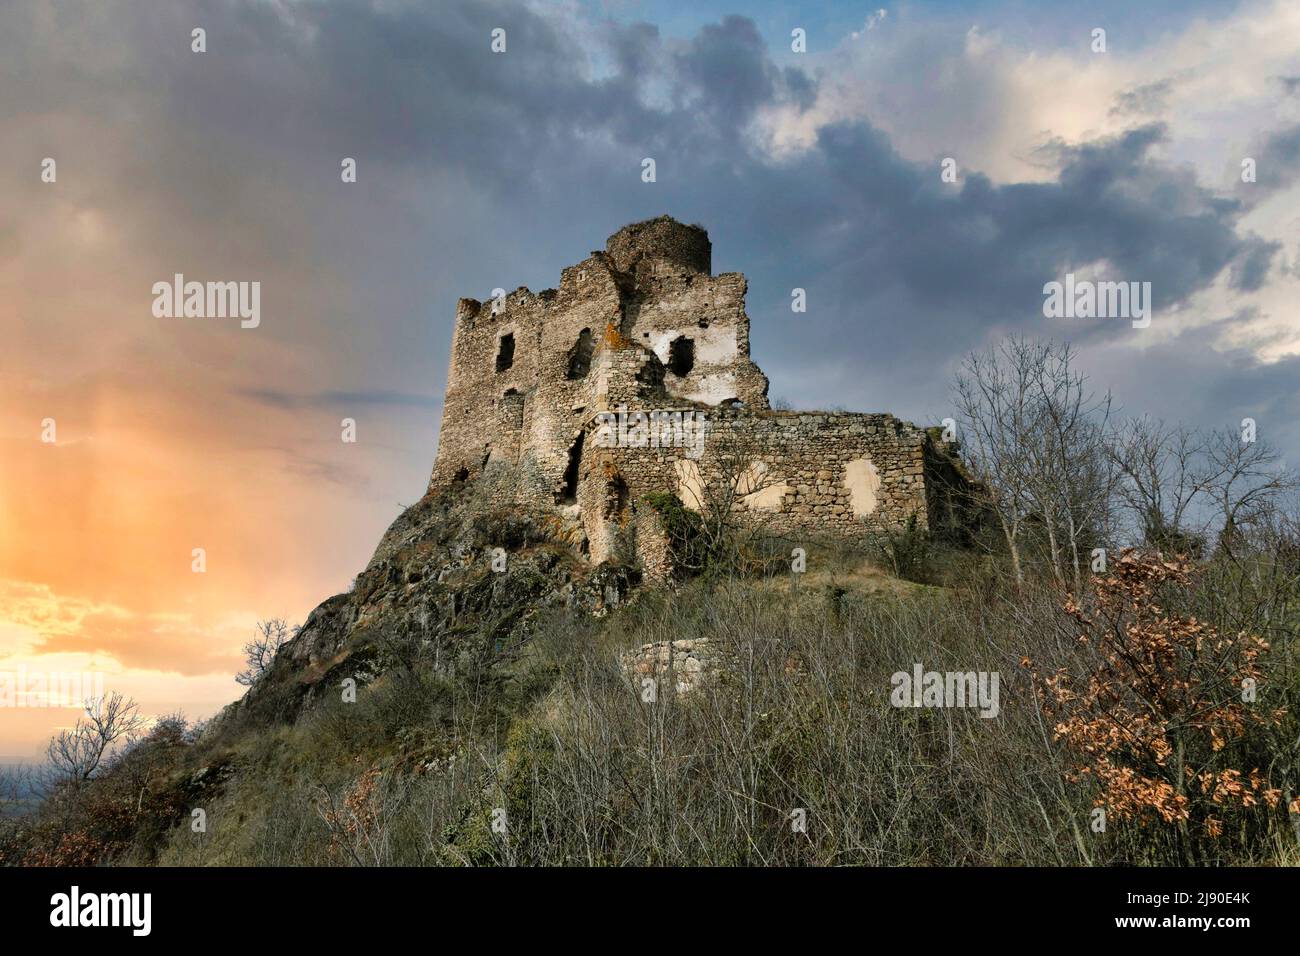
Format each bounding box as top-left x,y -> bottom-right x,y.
430,216 -> 965,573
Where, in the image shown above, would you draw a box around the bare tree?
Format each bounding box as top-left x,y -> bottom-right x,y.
1201,428 -> 1299,561
1026,341 -> 1116,591
44,692 -> 147,784
688,419 -> 788,576
112,713 -> 190,814
1109,418 -> 1210,553
236,618 -> 295,686
954,340 -> 1037,583
955,338 -> 1115,587
0,763 -> 33,817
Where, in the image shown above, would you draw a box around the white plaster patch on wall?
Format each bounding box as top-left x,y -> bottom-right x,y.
648,326 -> 737,367
648,330 -> 677,365
677,371 -> 736,405
673,458 -> 705,511
694,325 -> 738,364
738,460 -> 791,512
843,458 -> 881,516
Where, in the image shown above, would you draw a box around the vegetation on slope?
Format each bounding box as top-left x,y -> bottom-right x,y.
4,337 -> 1300,867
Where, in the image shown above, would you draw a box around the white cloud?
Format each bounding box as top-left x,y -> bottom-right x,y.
755,0 -> 1300,363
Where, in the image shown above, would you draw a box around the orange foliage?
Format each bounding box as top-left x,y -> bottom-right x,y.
318,763 -> 383,862
23,829 -> 115,867
1025,551 -> 1283,838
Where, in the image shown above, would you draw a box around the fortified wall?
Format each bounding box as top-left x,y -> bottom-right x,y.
430,216 -> 967,576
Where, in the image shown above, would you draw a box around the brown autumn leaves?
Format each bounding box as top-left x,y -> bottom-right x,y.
1025,550 -> 1295,852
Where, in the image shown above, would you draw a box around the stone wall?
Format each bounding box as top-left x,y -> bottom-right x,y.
430,216 -> 769,503
577,407 -> 948,568
624,638 -> 719,697
429,216 -> 970,579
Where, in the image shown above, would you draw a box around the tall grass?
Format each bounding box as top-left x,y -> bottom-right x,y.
147,555 -> 1298,866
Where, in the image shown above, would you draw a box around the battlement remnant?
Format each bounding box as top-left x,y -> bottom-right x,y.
604,216 -> 712,277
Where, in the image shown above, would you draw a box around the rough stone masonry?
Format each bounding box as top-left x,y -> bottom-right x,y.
429,216 -> 969,578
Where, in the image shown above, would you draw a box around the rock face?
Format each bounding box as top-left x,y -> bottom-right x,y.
223,488 -> 639,727
217,217 -> 974,729
429,215 -> 972,578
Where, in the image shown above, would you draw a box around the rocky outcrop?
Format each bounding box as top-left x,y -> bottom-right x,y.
214,485 -> 640,730
212,218 -> 978,730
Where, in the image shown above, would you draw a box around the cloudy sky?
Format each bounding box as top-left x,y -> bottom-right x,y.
1,0 -> 1297,757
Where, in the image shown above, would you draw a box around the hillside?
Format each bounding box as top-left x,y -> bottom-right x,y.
5,469 -> 1298,867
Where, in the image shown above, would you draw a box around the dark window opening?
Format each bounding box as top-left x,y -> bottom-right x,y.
566,328 -> 594,380
556,433 -> 584,505
668,336 -> 695,376
495,333 -> 515,372
453,467 -> 469,482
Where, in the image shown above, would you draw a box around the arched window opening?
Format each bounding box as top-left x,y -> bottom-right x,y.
566,328 -> 594,380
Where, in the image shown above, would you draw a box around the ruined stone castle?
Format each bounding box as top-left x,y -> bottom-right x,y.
429,216 -> 966,577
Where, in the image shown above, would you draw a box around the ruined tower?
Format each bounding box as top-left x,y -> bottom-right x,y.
431,216 -> 965,575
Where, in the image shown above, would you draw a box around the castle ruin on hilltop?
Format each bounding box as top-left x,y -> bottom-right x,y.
429,216 -> 967,577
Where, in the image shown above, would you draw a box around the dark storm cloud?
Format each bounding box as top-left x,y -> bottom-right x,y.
678,121 -> 1278,408
1277,75 -> 1300,96
1250,123 -> 1300,195
669,15 -> 815,133
3,0 -> 1293,448
1230,240 -> 1282,291
1084,327 -> 1300,471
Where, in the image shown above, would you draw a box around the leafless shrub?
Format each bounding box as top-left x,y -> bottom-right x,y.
685,420 -> 789,577
43,692 -> 147,788
236,619 -> 295,686
955,338 -> 1116,588
0,764 -> 33,816
1108,418 -> 1209,553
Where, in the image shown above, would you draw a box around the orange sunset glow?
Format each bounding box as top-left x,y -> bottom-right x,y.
3,0 -> 1298,809
0,188 -> 446,757
0,327 -> 435,756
